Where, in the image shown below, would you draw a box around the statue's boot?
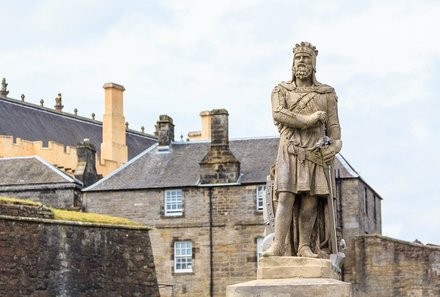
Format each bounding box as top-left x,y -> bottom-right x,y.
262,242 -> 283,257
297,244 -> 318,258
297,196 -> 318,258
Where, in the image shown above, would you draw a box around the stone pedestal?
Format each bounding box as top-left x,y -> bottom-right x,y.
257,256 -> 339,280
226,278 -> 352,297
226,257 -> 352,297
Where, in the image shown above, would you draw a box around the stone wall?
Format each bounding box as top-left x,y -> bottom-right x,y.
0,186 -> 81,209
353,234 -> 440,297
0,201 -> 53,219
337,178 -> 382,282
0,205 -> 159,297
84,184 -> 265,297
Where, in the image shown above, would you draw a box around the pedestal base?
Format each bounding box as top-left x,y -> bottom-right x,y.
226,278 -> 352,297
226,257 -> 352,297
258,256 -> 339,280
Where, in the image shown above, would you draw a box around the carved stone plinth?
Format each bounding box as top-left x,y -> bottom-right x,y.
226,256 -> 352,297
257,256 -> 339,280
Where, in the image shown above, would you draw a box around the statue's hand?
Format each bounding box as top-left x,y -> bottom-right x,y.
308,111 -> 327,126
321,145 -> 335,165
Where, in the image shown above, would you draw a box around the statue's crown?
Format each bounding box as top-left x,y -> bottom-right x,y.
293,41 -> 318,57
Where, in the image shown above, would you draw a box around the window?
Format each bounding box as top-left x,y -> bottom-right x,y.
364,187 -> 368,216
373,194 -> 377,222
165,189 -> 183,216
257,237 -> 264,263
174,241 -> 193,273
256,185 -> 266,211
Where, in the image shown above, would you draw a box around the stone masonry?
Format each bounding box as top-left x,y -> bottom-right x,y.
84,185 -> 265,297
0,202 -> 160,297
352,234 -> 440,297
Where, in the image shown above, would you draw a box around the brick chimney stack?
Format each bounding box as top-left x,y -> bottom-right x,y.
100,83 -> 128,166
154,115 -> 175,146
75,139 -> 98,187
199,109 -> 240,184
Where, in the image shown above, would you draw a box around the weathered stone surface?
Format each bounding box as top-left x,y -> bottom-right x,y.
226,278 -> 352,297
85,186 -> 265,297
264,41 -> 342,258
0,200 -> 53,218
257,256 -> 339,280
0,207 -> 159,297
353,234 -> 440,297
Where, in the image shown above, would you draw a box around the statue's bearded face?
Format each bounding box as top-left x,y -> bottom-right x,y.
293,53 -> 313,80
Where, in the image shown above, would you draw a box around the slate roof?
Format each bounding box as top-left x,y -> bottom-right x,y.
85,136 -> 360,192
0,96 -> 157,160
334,154 -> 359,178
0,156 -> 80,186
85,137 -> 280,191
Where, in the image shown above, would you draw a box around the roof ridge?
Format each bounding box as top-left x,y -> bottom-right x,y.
0,96 -> 156,140
33,156 -> 82,184
83,143 -> 159,191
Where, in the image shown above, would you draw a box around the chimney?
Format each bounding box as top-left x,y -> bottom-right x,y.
75,139 -> 98,187
200,111 -> 212,140
187,111 -> 212,141
100,83 -> 128,166
154,115 -> 175,146
199,109 -> 240,184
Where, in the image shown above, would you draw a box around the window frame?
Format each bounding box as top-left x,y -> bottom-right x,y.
256,185 -> 266,212
174,241 -> 193,273
257,237 -> 264,264
164,189 -> 184,216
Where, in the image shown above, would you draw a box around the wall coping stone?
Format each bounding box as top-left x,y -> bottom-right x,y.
356,233 -> 440,250
0,214 -> 153,231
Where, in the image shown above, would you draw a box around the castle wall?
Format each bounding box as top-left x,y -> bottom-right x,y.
0,204 -> 159,297
353,234 -> 440,297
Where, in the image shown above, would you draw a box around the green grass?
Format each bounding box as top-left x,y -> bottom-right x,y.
0,196 -> 42,206
50,208 -> 140,226
0,196 -> 139,226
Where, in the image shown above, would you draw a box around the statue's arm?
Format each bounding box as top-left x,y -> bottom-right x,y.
320,93 -> 342,165
326,93 -> 342,153
271,86 -> 325,129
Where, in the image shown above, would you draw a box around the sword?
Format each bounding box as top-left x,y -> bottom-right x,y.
316,123 -> 347,273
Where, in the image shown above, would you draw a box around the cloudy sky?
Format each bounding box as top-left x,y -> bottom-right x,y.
1,0 -> 439,244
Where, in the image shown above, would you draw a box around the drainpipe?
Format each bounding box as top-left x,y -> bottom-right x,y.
209,187 -> 214,297
337,169 -> 343,230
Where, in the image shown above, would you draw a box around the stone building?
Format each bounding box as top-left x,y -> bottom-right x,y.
83,109 -> 382,297
0,156 -> 83,209
0,79 -> 157,177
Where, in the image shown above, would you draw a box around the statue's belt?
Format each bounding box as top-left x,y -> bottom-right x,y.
287,142 -> 325,167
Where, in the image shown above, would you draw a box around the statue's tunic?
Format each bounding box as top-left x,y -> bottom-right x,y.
272,81 -> 341,197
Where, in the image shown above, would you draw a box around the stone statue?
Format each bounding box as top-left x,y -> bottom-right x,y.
54,93 -> 64,112
263,42 -> 342,258
1,78 -> 9,96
